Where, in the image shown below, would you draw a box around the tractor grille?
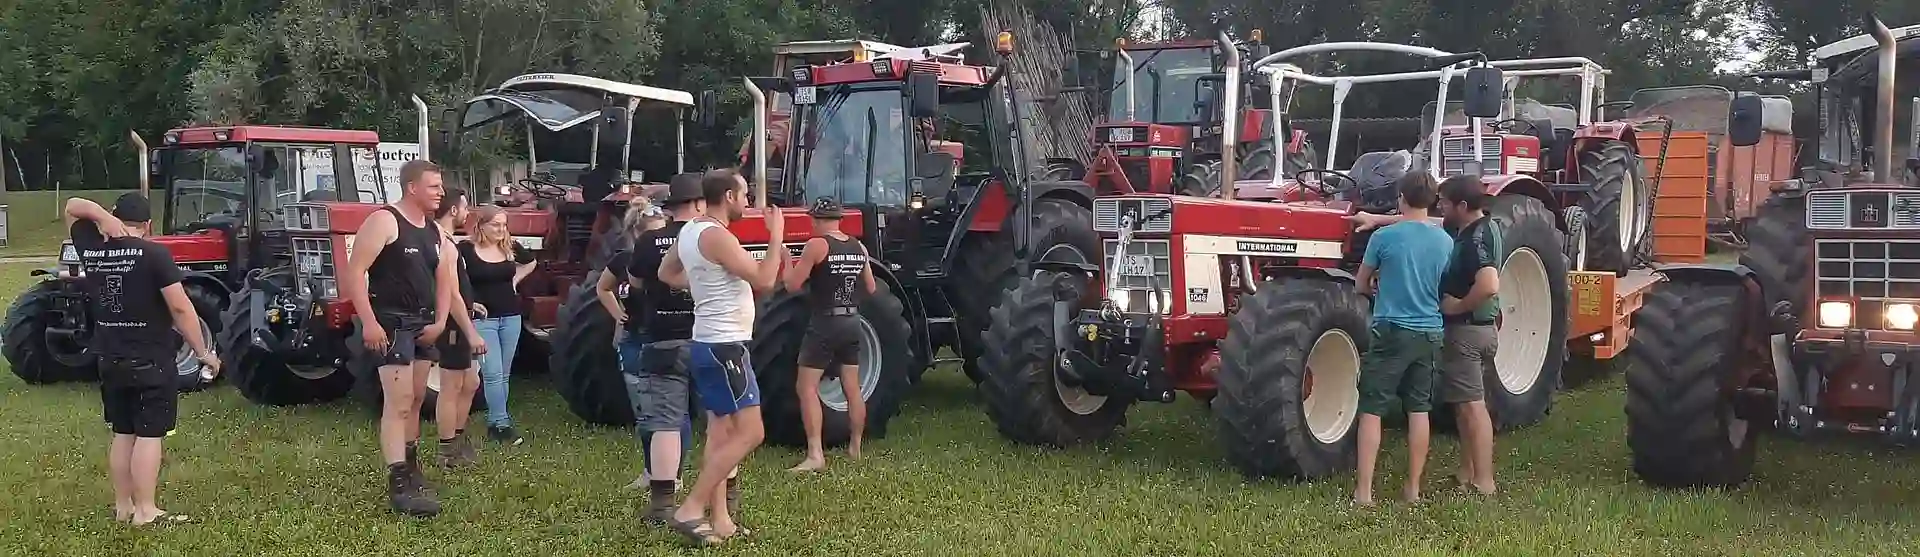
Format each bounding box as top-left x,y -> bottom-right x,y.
1439,137 -> 1502,177
284,203 -> 331,232
1805,190 -> 1920,230
1093,197 -> 1173,234
1816,239 -> 1920,330
1103,239 -> 1172,314
292,237 -> 336,279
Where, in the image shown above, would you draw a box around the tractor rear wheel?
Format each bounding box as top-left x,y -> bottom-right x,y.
1215,278 -> 1370,480
1738,194 -> 1808,314
3,281 -> 98,384
1176,139 -> 1285,198
1576,140 -> 1652,273
951,196 -> 1098,384
1627,278 -> 1758,488
1484,193 -> 1570,431
221,277 -> 354,406
978,271 -> 1131,446
169,284 -> 224,393
751,283 -> 913,448
550,270 -> 633,426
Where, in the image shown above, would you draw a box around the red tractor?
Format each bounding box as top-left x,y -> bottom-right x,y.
1628,17 -> 1920,488
1058,31 -> 1317,197
3,124 -> 409,394
979,36 -> 1677,481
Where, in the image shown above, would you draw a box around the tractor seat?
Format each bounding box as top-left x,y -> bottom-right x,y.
1544,127 -> 1575,172
1347,150 -> 1414,212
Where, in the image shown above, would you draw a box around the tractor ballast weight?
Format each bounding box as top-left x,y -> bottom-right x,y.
1629,16 -> 1920,489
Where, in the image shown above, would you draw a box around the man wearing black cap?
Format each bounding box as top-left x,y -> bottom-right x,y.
782,196 -> 875,472
64,193 -> 220,526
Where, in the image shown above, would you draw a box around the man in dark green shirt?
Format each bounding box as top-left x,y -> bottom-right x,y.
1435,175 -> 1501,496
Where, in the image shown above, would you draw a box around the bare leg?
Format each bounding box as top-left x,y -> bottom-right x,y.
1463,401 -> 1497,494
110,434 -> 135,522
1404,411 -> 1430,503
1453,405 -> 1474,485
378,364 -> 420,464
435,366 -> 461,441
840,364 -> 865,459
649,431 -> 684,483
128,437 -> 166,524
1353,413 -> 1382,507
675,411 -> 731,521
678,408 -> 765,536
406,361 -> 432,444
790,367 -> 826,472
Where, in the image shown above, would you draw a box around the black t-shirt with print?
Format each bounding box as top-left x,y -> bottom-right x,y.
627,221 -> 695,341
71,221 -> 184,361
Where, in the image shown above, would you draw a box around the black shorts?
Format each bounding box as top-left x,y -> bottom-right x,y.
357,310 -> 440,368
797,314 -> 862,370
438,326 -> 473,370
636,340 -> 693,432
98,356 -> 178,438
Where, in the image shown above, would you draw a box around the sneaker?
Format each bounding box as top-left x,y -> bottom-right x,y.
388,463 -> 441,517
488,425 -> 524,446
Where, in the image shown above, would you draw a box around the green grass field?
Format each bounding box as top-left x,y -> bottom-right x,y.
0,190 -> 147,256
1,260 -> 1917,556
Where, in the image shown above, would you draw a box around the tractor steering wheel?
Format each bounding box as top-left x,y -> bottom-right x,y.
1486,118 -> 1540,136
1293,168 -> 1360,197
515,178 -> 569,200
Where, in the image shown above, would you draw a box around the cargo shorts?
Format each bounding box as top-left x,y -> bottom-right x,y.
1441,324 -> 1497,404
1358,323 -> 1443,416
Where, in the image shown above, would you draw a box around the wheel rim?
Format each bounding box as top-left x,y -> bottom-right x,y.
1036,244 -> 1105,415
819,316 -> 882,412
1619,163 -> 1640,254
173,316 -> 214,381
290,364 -> 337,380
1304,329 -> 1361,444
1495,248 -> 1552,394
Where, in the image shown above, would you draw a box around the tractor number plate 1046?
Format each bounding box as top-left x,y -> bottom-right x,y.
1118,255 -> 1154,277
792,86 -> 817,105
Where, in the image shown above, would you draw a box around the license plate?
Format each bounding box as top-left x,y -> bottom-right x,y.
792,86 -> 817,105
298,254 -> 323,274
1108,127 -> 1134,143
1117,255 -> 1154,277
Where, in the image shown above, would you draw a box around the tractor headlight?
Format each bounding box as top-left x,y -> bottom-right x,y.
1818,301 -> 1853,328
1885,303 -> 1918,330
1107,288 -> 1130,313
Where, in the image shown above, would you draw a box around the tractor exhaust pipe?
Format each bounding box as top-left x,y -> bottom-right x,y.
744,77 -> 769,208
130,130 -> 149,197
412,94 -> 431,161
1870,16 -> 1895,181
1219,30 -> 1240,200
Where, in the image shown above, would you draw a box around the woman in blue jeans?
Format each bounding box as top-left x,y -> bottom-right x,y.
461,206 -> 537,445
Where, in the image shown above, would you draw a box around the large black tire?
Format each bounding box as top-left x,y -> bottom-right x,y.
1176,140 -> 1284,197
1482,193 -> 1571,431
1738,194 -> 1808,313
168,284 -> 224,393
550,270 -> 633,426
978,271 -> 1131,446
1626,279 -> 1759,488
1215,279 -> 1371,480
3,281 -> 98,384
751,283 -> 914,448
220,279 -> 354,406
950,196 -> 1099,384
1576,140 -> 1652,273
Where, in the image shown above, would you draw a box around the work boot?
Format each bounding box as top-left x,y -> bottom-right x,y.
643,480 -> 677,524
388,463 -> 441,518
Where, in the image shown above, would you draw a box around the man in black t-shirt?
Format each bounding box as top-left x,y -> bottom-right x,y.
66,193 -> 219,526
782,197 -> 876,473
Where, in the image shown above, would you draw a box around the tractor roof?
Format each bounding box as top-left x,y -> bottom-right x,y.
806,58 -> 995,87
461,73 -> 693,133
1813,21 -> 1920,62
167,126 -> 379,146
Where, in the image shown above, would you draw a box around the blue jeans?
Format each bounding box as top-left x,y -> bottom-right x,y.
474,315 -> 523,428
619,331 -> 694,477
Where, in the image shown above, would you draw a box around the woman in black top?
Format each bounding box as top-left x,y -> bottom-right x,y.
462,205 -> 537,445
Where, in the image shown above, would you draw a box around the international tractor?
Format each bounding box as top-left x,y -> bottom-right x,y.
1058,31 -> 1317,198
1628,16 -> 1920,488
3,122 -> 412,394
979,35 -> 1691,481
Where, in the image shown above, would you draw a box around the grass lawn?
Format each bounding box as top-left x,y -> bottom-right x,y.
0,190 -> 145,256
0,261 -> 1917,556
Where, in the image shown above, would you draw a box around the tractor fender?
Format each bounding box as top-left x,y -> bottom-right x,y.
1481,174 -> 1562,224
1044,158 -> 1087,181
1655,264 -> 1756,287
1030,180 -> 1095,210
180,272 -> 231,301
1569,122 -> 1640,169
1265,266 -> 1358,285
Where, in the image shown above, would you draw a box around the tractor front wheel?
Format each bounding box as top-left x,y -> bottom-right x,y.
1627,278 -> 1759,488
951,196 -> 1099,384
1215,278 -> 1370,480
751,283 -> 913,448
220,277 -> 354,406
3,281 -> 98,384
978,271 -> 1131,446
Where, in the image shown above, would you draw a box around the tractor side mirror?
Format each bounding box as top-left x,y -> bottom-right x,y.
696,90 -> 719,128
1729,92 -> 1765,148
908,73 -> 941,118
1462,66 -> 1505,119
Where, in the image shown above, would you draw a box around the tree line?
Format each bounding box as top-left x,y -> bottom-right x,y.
0,0 -> 1911,191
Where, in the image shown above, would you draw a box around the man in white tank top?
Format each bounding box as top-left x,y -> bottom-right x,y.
657,169 -> 785,545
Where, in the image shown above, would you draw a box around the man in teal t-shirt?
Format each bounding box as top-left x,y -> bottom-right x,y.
1352,173 -> 1453,507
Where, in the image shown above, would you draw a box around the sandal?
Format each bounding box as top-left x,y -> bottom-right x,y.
723,525 -> 754,539
668,517 -> 724,547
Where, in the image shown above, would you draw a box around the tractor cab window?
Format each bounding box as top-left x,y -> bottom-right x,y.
796,85 -> 911,207
164,146 -> 249,235
1109,47 -> 1214,124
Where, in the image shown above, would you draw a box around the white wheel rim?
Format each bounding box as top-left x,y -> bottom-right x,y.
819,316 -> 882,412
1055,374 -> 1108,415
1619,165 -> 1639,253
1304,329 -> 1361,444
290,365 -> 336,380
1495,248 -> 1552,394
174,316 -> 214,381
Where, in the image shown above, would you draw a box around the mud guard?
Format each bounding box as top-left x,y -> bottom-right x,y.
1655,264 -> 1755,286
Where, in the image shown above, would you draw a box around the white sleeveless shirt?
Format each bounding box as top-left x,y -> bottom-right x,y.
677,219 -> 755,343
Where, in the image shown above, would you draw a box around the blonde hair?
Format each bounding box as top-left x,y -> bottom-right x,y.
625,197 -> 667,238
470,206 -> 515,253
